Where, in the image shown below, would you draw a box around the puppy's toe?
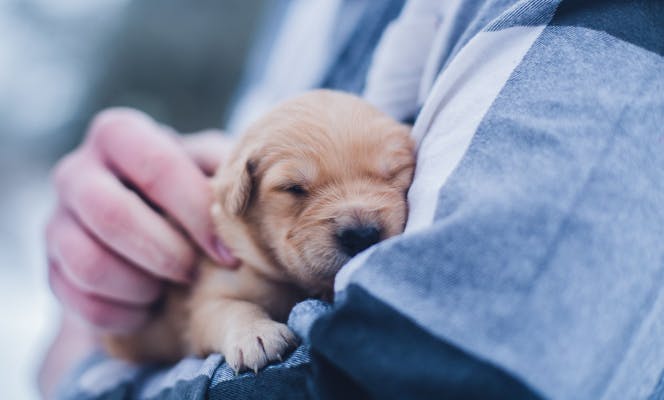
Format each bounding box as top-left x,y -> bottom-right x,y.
254,320 -> 298,364
224,320 -> 298,373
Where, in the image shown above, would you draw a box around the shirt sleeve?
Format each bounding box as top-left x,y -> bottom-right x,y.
313,1 -> 664,399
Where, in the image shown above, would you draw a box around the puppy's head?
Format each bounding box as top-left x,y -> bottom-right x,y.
215,90 -> 415,292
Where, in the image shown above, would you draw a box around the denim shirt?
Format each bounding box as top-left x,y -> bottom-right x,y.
59,1 -> 664,399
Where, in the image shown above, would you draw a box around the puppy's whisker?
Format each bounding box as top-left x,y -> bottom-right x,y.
288,220 -> 326,233
361,205 -> 387,213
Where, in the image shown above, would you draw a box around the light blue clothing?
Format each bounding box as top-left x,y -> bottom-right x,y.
59,1 -> 664,399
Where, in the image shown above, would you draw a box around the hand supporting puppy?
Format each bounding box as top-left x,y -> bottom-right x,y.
100,91 -> 414,376
45,108 -> 238,333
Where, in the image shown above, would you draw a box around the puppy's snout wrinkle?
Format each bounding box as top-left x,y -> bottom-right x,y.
335,224 -> 381,257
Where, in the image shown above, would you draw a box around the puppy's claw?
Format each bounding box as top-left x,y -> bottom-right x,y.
222,320 -> 296,374
279,331 -> 299,348
231,349 -> 243,375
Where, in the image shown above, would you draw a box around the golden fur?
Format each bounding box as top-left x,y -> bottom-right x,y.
105,90 -> 416,372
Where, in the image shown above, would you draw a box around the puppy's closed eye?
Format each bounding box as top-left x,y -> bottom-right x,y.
276,183 -> 308,197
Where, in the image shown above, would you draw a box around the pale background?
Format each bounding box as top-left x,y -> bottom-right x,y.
0,1 -> 265,397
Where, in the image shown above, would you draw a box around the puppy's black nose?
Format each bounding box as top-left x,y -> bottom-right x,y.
336,225 -> 381,257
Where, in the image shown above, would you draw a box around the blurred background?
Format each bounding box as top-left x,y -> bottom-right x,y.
0,0 -> 266,397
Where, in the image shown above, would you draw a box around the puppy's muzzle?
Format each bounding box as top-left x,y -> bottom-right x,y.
335,224 -> 381,257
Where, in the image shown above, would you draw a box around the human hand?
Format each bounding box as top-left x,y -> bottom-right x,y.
46,108 -> 238,333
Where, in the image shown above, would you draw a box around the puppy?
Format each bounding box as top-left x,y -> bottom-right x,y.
105,90 -> 415,373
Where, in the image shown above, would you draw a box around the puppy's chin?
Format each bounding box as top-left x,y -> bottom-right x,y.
278,245 -> 348,296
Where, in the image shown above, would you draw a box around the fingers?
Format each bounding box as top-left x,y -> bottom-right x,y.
87,109 -> 238,267
180,130 -> 236,175
46,207 -> 162,305
54,151 -> 197,283
48,260 -> 149,333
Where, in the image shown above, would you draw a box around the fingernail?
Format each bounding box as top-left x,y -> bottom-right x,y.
213,237 -> 239,267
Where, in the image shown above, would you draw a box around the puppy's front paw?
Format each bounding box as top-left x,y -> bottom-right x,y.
224,320 -> 298,373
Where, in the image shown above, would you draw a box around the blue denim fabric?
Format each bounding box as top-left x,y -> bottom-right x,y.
329,1 -> 664,398
57,1 -> 664,398
57,301 -> 330,400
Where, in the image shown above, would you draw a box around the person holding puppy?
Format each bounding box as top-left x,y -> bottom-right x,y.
43,1 -> 664,399
39,0 -> 405,397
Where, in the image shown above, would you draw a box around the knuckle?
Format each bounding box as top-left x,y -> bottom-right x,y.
132,149 -> 175,193
155,252 -> 184,279
82,301 -> 116,329
95,197 -> 125,224
84,301 -> 146,332
90,107 -> 146,130
156,245 -> 194,282
76,262 -> 106,291
52,151 -> 80,189
88,108 -> 150,144
80,189 -> 130,237
63,241 -> 107,288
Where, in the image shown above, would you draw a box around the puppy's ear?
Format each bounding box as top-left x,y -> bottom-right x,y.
226,158 -> 256,215
213,151 -> 257,216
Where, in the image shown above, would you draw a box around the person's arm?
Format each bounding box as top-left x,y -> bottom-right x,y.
307,1 -> 664,398
39,109 -> 238,398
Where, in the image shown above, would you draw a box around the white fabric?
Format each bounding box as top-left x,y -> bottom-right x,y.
227,0 -> 342,134
337,3 -> 546,291
406,26 -> 547,232
363,0 -> 444,121
363,0 -> 471,121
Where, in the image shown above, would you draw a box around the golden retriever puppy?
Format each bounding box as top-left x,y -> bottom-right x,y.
105,90 -> 415,373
